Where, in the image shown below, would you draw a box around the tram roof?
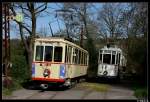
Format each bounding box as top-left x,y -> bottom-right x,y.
100,46 -> 122,52
34,37 -> 88,53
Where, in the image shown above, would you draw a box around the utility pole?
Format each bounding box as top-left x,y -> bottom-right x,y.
2,3 -> 12,88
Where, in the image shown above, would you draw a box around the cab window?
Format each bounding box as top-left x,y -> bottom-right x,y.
35,46 -> 43,61
54,47 -> 63,62
44,46 -> 53,61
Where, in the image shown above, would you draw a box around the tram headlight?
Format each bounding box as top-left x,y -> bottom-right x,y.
103,71 -> 108,76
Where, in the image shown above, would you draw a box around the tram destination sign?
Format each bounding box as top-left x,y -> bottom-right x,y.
6,13 -> 23,22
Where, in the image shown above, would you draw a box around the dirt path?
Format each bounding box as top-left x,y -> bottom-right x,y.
2,82 -> 137,100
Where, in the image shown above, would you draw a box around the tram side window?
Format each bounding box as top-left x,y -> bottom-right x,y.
118,53 -> 120,65
65,46 -> 68,63
44,46 -> 53,61
68,46 -> 72,64
112,55 -> 116,64
75,49 -> 78,64
78,50 -> 81,64
72,48 -> 75,64
35,46 -> 43,61
99,53 -> 102,63
116,54 -> 118,64
84,53 -> 86,65
103,54 -> 111,64
54,47 -> 62,62
82,52 -> 84,65
85,54 -> 87,65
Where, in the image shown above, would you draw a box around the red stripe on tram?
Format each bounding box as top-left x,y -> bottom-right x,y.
32,77 -> 65,82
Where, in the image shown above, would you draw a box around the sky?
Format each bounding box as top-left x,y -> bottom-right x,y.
8,3 -> 127,39
8,3 -> 103,39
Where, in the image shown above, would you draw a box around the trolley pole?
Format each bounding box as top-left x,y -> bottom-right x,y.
80,25 -> 83,47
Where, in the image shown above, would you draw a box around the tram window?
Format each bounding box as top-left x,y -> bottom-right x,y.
35,46 -> 43,61
72,48 -> 76,64
100,50 -> 103,53
78,50 -> 81,64
68,46 -> 72,63
44,46 -> 53,61
116,54 -> 118,64
103,54 -> 111,64
75,49 -> 78,64
100,54 -> 102,62
65,46 -> 68,63
118,53 -> 120,65
83,52 -> 85,65
85,54 -> 87,65
112,55 -> 116,64
81,52 -> 84,65
54,47 -> 62,62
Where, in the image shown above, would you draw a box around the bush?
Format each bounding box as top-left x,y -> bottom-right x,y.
10,39 -> 29,83
132,78 -> 148,98
126,37 -> 147,86
85,37 -> 98,78
11,55 -> 29,82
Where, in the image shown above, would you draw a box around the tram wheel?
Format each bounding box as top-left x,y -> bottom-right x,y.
68,80 -> 77,89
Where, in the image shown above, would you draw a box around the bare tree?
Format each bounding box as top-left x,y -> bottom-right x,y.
10,3 -> 47,78
38,25 -> 48,37
97,3 -> 123,43
55,3 -> 93,40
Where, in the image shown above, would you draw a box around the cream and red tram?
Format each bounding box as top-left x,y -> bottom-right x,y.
97,45 -> 126,80
32,37 -> 89,89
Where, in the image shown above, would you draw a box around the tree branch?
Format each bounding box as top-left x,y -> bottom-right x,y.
35,3 -> 47,14
27,3 -> 31,12
14,19 -> 32,35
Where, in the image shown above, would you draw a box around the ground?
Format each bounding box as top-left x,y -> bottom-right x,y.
2,79 -> 137,100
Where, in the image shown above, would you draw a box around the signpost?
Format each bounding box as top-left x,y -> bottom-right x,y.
2,3 -> 23,88
6,13 -> 24,22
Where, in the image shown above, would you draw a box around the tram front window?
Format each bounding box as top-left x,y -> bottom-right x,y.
35,46 -> 43,61
44,46 -> 53,61
54,47 -> 62,62
112,55 -> 116,64
103,54 -> 111,64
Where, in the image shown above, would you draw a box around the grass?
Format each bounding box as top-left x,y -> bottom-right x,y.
2,79 -> 23,96
134,88 -> 147,98
132,83 -> 148,98
79,82 -> 110,92
2,87 -> 12,96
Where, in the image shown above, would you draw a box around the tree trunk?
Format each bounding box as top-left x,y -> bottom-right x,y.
27,44 -> 33,79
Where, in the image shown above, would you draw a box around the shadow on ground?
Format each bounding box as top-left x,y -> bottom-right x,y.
85,77 -> 134,89
21,77 -> 135,92
21,80 -> 69,92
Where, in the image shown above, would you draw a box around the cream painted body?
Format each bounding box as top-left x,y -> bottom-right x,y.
97,45 -> 126,78
97,64 -> 119,77
32,63 -> 63,79
65,65 -> 88,78
32,37 -> 89,81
